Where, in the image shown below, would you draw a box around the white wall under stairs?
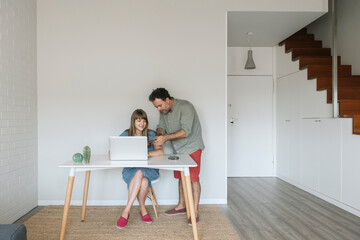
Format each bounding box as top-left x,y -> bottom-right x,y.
276,45 -> 360,217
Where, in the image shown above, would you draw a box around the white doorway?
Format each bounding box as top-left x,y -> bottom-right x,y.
227,75 -> 274,177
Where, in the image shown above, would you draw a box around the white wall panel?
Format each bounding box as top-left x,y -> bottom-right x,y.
301,77 -> 332,118
275,45 -> 299,79
0,0 -> 37,224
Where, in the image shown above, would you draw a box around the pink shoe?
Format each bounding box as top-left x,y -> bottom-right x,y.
117,214 -> 130,229
140,213 -> 152,223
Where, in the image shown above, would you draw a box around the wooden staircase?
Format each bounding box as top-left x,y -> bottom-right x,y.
279,28 -> 360,135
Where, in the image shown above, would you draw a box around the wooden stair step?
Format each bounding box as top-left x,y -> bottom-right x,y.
307,65 -> 352,79
279,34 -> 315,46
316,76 -> 360,91
326,87 -> 360,103
279,28 -> 309,45
285,41 -> 322,53
292,48 -> 331,60
354,115 -> 360,134
339,88 -> 360,100
339,100 -> 360,116
299,56 -> 341,70
292,28 -> 307,36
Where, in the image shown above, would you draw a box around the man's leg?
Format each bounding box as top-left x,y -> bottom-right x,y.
191,181 -> 201,217
166,150 -> 202,216
174,180 -> 186,210
175,180 -> 200,217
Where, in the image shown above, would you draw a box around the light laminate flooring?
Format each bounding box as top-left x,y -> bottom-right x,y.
219,177 -> 360,240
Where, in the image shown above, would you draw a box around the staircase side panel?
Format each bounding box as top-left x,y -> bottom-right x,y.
275,45 -> 299,79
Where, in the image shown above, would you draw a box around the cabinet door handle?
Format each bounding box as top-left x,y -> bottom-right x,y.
285,120 -> 290,122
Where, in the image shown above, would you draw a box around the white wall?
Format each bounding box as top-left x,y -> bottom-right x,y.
0,0 -> 37,224
37,0 -> 327,206
276,45 -> 360,217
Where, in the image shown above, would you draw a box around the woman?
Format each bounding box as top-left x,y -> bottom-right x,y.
117,109 -> 163,229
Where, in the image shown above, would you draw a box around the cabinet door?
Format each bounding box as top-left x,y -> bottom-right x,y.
301,118 -> 341,199
301,119 -> 320,191
276,118 -> 290,178
318,119 -> 341,201
276,76 -> 301,181
288,118 -> 301,184
276,77 -> 290,178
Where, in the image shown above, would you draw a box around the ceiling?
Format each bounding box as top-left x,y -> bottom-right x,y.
228,11 -> 327,47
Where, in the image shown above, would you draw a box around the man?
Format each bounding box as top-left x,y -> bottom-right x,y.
149,88 -> 204,225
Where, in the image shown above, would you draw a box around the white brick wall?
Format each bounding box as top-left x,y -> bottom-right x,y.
0,0 -> 37,224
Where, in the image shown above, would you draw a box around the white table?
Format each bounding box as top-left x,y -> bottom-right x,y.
58,154 -> 199,240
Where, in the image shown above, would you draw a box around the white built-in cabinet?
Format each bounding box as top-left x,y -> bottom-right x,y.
277,69 -> 341,201
301,118 -> 341,201
276,46 -> 360,216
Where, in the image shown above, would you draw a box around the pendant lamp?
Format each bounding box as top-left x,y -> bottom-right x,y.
245,32 -> 256,69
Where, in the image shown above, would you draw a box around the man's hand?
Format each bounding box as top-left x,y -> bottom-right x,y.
153,135 -> 167,146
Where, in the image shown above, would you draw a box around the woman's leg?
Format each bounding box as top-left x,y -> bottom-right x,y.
137,177 -> 149,216
121,170 -> 143,218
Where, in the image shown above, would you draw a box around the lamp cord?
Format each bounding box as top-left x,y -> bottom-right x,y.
247,33 -> 252,50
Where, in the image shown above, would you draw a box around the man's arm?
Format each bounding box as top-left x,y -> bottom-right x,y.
154,101 -> 195,145
156,128 -> 165,136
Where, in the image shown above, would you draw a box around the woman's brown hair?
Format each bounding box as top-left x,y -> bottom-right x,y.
128,109 -> 151,148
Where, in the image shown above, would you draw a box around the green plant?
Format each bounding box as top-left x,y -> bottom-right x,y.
83,146 -> 91,163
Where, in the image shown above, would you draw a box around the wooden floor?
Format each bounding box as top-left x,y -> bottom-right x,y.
219,177 -> 360,240
15,177 -> 360,239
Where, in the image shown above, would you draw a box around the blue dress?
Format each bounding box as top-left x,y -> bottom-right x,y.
120,130 -> 159,187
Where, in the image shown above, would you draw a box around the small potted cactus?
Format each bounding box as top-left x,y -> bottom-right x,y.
83,145 -> 91,164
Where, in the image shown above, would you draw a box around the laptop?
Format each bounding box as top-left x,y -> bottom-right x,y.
109,136 -> 148,160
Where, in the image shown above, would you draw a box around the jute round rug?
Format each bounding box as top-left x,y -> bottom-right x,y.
24,205 -> 240,240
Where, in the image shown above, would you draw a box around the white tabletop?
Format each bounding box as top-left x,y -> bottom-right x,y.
59,154 -> 197,169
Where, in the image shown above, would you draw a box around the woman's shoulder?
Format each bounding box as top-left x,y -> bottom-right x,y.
148,130 -> 156,138
120,130 -> 129,136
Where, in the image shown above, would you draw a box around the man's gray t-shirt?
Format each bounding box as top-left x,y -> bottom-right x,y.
157,99 -> 205,154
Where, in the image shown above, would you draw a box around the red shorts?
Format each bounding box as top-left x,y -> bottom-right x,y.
174,149 -> 202,181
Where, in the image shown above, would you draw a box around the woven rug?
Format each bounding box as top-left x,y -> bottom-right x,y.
24,205 -> 240,240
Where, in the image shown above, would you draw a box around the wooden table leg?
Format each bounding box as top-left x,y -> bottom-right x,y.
184,169 -> 199,240
181,171 -> 190,219
81,170 -> 91,221
59,171 -> 75,240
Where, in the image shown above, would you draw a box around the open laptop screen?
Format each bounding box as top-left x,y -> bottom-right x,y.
109,136 -> 148,160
